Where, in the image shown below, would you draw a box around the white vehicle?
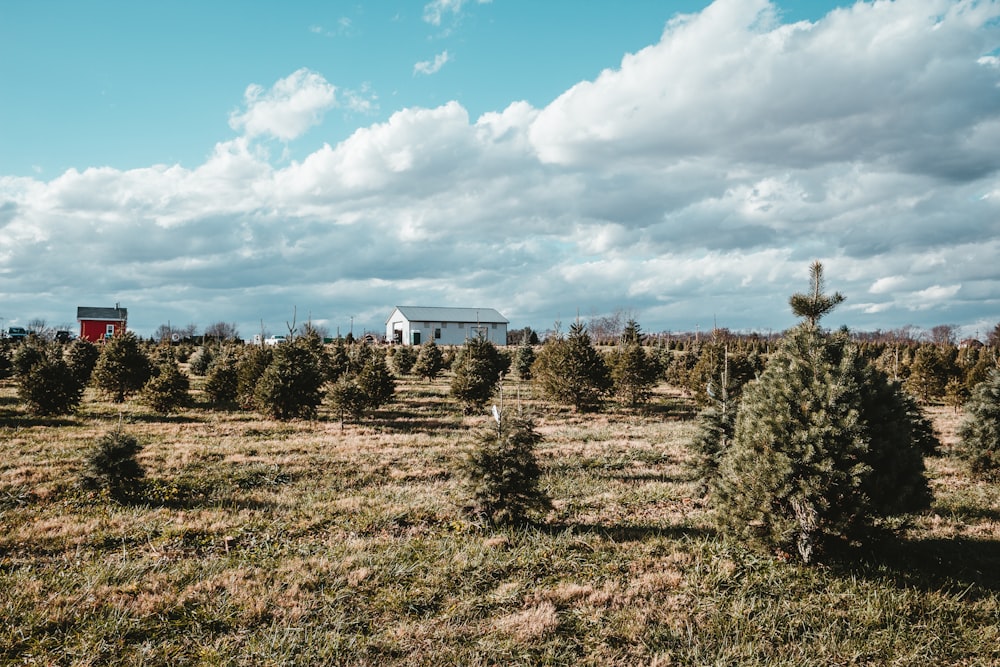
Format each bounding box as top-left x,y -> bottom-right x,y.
263,334 -> 287,346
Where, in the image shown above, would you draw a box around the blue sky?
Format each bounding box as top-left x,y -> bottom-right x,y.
1,0 -> 999,339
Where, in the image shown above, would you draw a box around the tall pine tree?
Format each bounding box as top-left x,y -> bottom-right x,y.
714,262 -> 934,563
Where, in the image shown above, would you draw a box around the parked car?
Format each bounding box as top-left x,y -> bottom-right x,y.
55,330 -> 73,343
7,327 -> 27,341
264,335 -> 287,346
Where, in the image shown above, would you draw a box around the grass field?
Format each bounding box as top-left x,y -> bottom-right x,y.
1,371 -> 999,665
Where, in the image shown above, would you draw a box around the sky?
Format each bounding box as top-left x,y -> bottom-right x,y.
2,0 -> 1000,341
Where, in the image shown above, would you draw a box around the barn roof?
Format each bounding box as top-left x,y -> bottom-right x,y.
77,306 -> 127,321
389,306 -> 508,324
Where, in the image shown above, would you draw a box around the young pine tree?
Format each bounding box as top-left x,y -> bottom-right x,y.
412,340 -> 445,381
253,342 -> 324,420
140,362 -> 191,414
203,351 -> 239,406
714,262 -> 933,563
391,344 -> 418,376
609,339 -> 660,409
462,411 -> 551,526
356,350 -> 396,413
451,336 -> 506,413
512,339 -> 536,381
91,332 -> 152,402
532,322 -> 611,412
957,369 -> 1000,479
17,345 -> 85,416
79,429 -> 145,501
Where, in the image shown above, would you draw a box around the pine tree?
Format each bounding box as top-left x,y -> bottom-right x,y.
609,341 -> 660,409
531,322 -> 611,412
203,352 -> 239,406
188,345 -> 215,376
253,342 -> 324,420
17,344 -> 85,416
236,345 -> 273,409
391,344 -> 418,376
788,260 -> 845,325
91,332 -> 152,402
413,340 -> 445,381
512,340 -> 536,381
451,336 -> 506,413
140,362 -> 191,414
328,376 -> 366,425
958,369 -> 1000,479
65,338 -> 100,385
689,348 -> 739,497
462,411 -> 551,526
356,350 -> 396,413
79,429 -> 145,501
714,262 -> 933,563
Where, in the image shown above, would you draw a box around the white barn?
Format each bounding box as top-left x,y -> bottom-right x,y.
386,306 -> 509,346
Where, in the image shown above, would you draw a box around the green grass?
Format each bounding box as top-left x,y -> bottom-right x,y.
1,373 -> 999,665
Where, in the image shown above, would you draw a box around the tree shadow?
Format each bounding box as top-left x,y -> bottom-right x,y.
0,414 -> 79,429
840,534 -> 1000,597
539,520 -> 716,543
360,415 -> 467,434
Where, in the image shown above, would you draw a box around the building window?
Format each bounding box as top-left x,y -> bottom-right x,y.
458,322 -> 464,329
434,328 -> 441,339
491,323 -> 497,329
441,322 -> 447,328
105,324 -> 116,337
424,321 -> 430,328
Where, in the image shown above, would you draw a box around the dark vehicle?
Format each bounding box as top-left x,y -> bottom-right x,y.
55,330 -> 72,343
7,327 -> 27,341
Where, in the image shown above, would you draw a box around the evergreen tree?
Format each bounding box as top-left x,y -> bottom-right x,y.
253,342 -> 324,420
958,370 -> 1000,479
531,322 -> 611,412
65,337 -> 100,385
187,345 -> 215,376
140,362 -> 191,414
203,352 -> 239,406
512,339 -> 536,381
328,376 -> 367,425
462,411 -> 551,526
17,344 -> 84,416
413,340 -> 445,381
689,350 -> 740,497
79,429 -> 145,501
12,336 -> 48,378
391,344 -> 418,376
714,263 -> 933,563
788,260 -> 844,325
609,341 -> 660,409
356,350 -> 396,413
91,332 -> 152,402
905,345 -> 951,402
686,342 -> 761,407
236,344 -> 273,409
450,337 -> 506,413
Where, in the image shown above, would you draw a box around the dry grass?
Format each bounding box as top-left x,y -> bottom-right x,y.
1,372 -> 999,665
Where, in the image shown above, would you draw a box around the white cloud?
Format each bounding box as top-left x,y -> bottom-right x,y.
229,68 -> 338,141
423,0 -> 491,26
414,51 -> 451,76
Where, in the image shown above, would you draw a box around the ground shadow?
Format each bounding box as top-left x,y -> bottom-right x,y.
841,534 -> 1000,597
540,520 -> 716,543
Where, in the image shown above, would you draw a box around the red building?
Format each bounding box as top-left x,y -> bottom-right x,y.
77,305 -> 128,342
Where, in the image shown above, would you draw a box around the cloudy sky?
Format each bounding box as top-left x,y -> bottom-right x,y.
2,0 -> 999,340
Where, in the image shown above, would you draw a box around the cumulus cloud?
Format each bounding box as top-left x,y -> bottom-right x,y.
3,0 -> 1000,338
414,50 -> 451,76
229,68 -> 338,141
